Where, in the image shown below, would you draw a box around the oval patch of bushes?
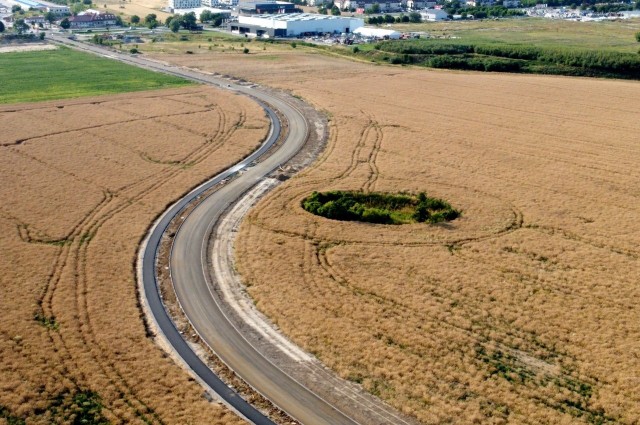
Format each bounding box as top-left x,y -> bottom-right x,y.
302,191 -> 461,225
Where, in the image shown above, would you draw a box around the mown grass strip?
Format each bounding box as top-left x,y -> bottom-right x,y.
0,47 -> 193,104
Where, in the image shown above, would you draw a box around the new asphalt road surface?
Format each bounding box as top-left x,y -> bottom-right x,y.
48,34 -> 360,425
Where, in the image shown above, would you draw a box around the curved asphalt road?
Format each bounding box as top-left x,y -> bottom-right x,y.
48,35 -> 359,425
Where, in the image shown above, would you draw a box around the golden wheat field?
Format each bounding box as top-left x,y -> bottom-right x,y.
149,50 -> 640,423
0,86 -> 268,424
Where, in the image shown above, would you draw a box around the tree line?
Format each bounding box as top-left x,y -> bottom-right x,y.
369,40 -> 640,79
367,12 -> 422,24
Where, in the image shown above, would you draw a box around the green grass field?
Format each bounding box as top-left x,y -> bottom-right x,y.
0,47 -> 192,104
394,18 -> 640,53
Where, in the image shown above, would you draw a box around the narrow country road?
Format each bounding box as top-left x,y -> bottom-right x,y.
48,34 -> 359,424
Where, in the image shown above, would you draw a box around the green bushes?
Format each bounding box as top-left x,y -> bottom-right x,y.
367,40 -> 640,79
302,191 -> 460,225
377,40 -> 474,55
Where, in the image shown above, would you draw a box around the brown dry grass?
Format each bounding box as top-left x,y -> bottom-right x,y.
103,0 -> 171,21
0,86 -> 268,423
147,49 -> 640,423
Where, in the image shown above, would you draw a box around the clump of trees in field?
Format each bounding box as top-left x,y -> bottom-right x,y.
302,191 -> 460,224
199,10 -> 226,26
166,12 -> 197,32
367,12 -> 422,24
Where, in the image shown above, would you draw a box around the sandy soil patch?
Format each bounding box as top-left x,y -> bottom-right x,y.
0,44 -> 57,54
148,48 -> 640,424
104,0 -> 171,20
0,86 -> 268,423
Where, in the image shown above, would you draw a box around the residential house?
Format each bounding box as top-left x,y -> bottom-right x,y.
68,12 -> 117,28
25,15 -> 45,25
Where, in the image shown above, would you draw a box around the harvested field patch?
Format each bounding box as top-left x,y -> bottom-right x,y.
158,50 -> 640,423
0,86 -> 268,424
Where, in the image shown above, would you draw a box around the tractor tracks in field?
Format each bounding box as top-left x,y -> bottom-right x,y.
9,95 -> 253,423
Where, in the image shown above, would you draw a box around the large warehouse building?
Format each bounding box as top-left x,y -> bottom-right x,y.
232,13 -> 364,37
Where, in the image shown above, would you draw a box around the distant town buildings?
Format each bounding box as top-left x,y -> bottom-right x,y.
68,12 -> 117,28
334,0 -> 402,12
465,0 -> 494,6
169,0 -> 202,8
231,13 -> 363,37
12,0 -> 70,15
502,0 -> 520,7
238,1 -> 297,15
406,0 -> 437,10
24,15 -> 45,24
168,0 -> 240,9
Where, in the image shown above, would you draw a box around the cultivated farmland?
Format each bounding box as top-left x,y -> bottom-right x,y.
0,48 -> 191,104
160,51 -> 640,423
0,86 -> 268,423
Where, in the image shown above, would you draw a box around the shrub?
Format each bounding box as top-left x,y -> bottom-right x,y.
243,47 -> 249,54
362,207 -> 392,223
302,191 -> 460,225
129,48 -> 139,54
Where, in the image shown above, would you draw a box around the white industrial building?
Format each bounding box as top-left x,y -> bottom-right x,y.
41,0 -> 69,15
233,13 -> 363,37
353,26 -> 400,39
421,8 -> 448,21
12,0 -> 69,14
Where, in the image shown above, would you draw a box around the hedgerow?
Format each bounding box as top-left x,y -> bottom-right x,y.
367,40 -> 640,79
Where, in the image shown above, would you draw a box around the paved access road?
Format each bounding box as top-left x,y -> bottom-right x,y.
48,34 -> 360,425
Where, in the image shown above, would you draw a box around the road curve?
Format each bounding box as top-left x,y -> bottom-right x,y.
48,35 -> 359,425
168,90 -> 359,425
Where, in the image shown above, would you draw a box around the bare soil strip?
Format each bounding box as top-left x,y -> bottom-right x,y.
0,44 -> 58,54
